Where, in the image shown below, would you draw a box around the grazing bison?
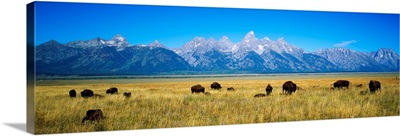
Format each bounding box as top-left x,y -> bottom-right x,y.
369,80 -> 381,93
123,92 -> 132,98
266,84 -> 273,95
333,80 -> 350,89
191,84 -> 205,93
81,109 -> 105,124
227,87 -> 235,91
69,89 -> 76,98
106,87 -> 118,94
211,82 -> 222,90
81,89 -> 94,98
204,92 -> 211,95
356,84 -> 363,88
254,93 -> 266,98
282,81 -> 297,95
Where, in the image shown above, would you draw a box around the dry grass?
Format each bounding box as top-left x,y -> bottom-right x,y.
34,74 -> 400,134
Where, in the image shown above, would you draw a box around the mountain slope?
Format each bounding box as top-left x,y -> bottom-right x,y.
35,36 -> 192,75
313,48 -> 391,71
369,48 -> 399,71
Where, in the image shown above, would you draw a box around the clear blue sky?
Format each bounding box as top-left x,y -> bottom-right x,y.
35,1 -> 399,53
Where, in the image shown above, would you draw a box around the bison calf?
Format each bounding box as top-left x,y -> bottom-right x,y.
81,109 -> 105,124
254,93 -> 266,98
227,87 -> 235,91
123,92 -> 132,98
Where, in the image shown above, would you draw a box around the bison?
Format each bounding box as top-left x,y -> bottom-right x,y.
81,89 -> 94,98
333,80 -> 350,89
211,82 -> 222,90
254,93 -> 266,98
266,84 -> 273,95
123,92 -> 132,98
204,92 -> 211,95
106,87 -> 118,94
81,109 -> 105,124
191,84 -> 205,93
227,87 -> 235,91
69,89 -> 76,98
282,81 -> 297,95
356,84 -> 363,88
369,80 -> 381,93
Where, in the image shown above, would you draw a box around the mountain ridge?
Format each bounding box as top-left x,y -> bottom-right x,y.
35,32 -> 399,75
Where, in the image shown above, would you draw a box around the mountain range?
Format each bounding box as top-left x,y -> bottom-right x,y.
35,31 -> 399,75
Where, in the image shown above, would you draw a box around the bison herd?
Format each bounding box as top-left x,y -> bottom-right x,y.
69,87 -> 130,99
70,79 -> 382,124
190,80 -> 382,98
68,87 -> 131,124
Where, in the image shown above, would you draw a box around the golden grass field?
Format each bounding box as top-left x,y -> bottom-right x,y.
34,73 -> 399,134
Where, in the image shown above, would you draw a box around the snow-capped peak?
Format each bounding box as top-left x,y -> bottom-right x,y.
261,36 -> 270,41
106,34 -> 130,50
109,34 -> 127,42
243,30 -> 257,41
220,36 -> 229,41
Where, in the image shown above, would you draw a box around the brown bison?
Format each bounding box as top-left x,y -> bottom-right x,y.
254,93 -> 266,98
69,89 -> 76,97
106,87 -> 118,94
123,92 -> 132,98
356,84 -> 363,88
191,84 -> 205,93
266,84 -> 273,95
204,92 -> 211,95
211,82 -> 222,90
81,109 -> 105,124
81,89 -> 94,98
227,87 -> 235,91
369,80 -> 381,93
333,80 -> 350,89
282,81 -> 297,95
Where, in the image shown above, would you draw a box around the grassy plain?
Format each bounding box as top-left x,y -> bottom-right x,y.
34,73 -> 399,134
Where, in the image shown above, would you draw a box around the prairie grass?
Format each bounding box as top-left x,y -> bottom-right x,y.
34,74 -> 399,134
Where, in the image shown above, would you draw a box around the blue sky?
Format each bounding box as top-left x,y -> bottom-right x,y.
35,2 -> 399,53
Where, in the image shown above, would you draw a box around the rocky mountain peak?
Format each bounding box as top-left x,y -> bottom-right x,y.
242,30 -> 258,42
148,40 -> 165,49
106,34 -> 130,49
110,34 -> 126,42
